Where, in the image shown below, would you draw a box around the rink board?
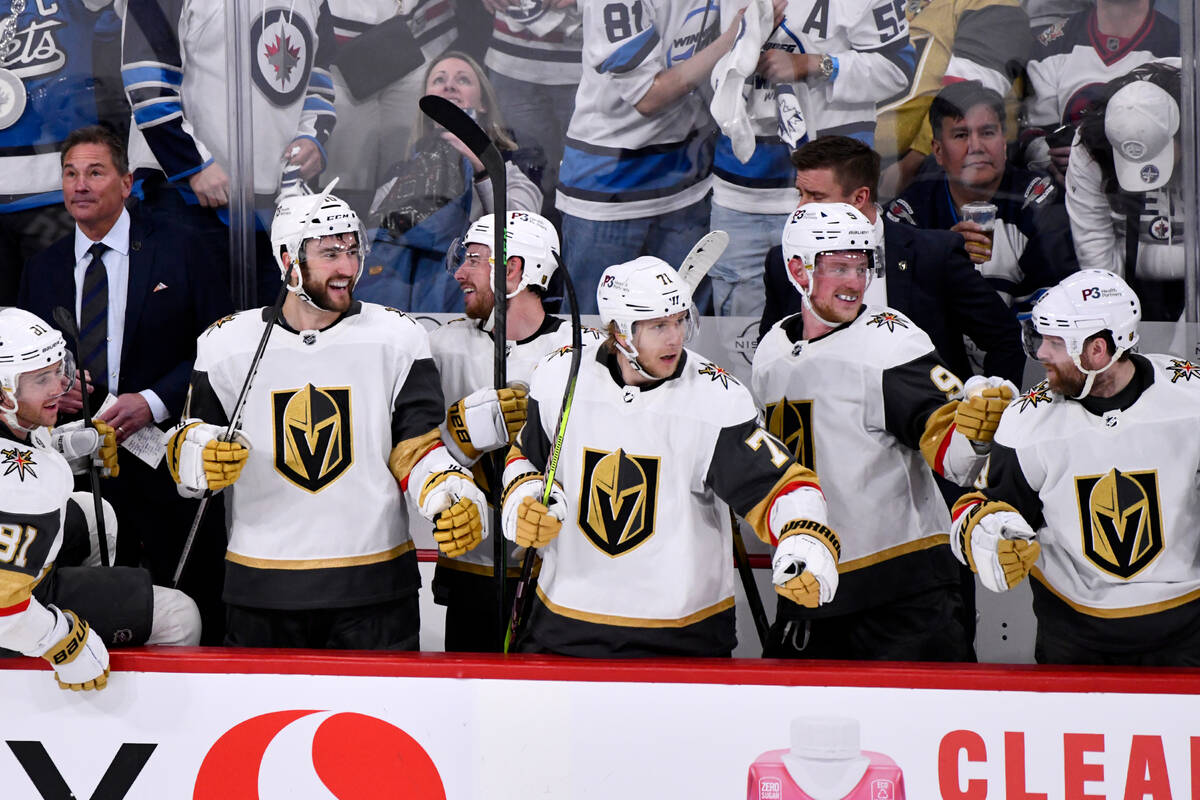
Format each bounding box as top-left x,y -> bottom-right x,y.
1,651 -> 1198,799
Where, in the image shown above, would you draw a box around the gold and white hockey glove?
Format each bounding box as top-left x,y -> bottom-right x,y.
954,376 -> 1017,444
445,385 -> 528,461
416,457 -> 488,557
33,607 -> 110,691
771,520 -> 841,608
50,419 -> 119,477
501,458 -> 568,549
166,419 -> 251,498
952,499 -> 1039,593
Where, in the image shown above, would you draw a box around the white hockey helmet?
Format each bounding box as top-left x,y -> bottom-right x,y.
1022,269 -> 1141,398
782,201 -> 877,290
0,307 -> 74,433
271,184 -> 368,310
449,210 -> 561,298
596,256 -> 697,375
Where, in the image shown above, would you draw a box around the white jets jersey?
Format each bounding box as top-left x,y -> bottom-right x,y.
485,0 -> 584,85
122,0 -> 337,193
987,355 -> 1200,618
753,307 -> 965,614
555,0 -> 719,221
186,303 -> 444,609
427,315 -> 603,573
712,0 -> 913,213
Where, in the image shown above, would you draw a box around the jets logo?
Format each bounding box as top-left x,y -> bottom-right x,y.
1167,359 -> 1200,383
1037,21 -> 1065,45
764,399 -> 814,471
1,448 -> 37,481
697,361 -> 738,388
502,0 -> 548,23
1016,381 -> 1052,412
867,312 -> 908,332
578,448 -> 660,556
1075,468 -> 1164,579
884,199 -> 916,226
271,384 -> 353,493
251,8 -> 314,106
205,314 -> 237,335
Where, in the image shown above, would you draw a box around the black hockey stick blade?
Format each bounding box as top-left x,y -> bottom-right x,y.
419,95 -> 493,164
52,305 -> 111,568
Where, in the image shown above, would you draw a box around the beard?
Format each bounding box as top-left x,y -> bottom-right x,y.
1044,362 -> 1086,397
301,276 -> 354,312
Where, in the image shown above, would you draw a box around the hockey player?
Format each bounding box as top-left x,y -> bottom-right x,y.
752,203 -> 1013,660
0,308 -> 200,691
501,256 -> 839,657
430,211 -> 602,651
166,190 -> 488,649
952,270 -> 1200,666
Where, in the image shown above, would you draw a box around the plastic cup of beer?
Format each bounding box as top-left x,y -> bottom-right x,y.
960,201 -> 997,244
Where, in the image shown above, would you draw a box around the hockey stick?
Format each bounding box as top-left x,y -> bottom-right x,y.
678,229 -> 729,291
419,94 -> 511,647
729,508 -> 769,647
52,306 -> 111,568
504,251 -> 582,653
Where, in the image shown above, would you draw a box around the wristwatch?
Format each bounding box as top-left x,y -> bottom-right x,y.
816,53 -> 836,82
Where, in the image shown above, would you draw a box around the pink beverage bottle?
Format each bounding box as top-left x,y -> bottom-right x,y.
747,749 -> 905,800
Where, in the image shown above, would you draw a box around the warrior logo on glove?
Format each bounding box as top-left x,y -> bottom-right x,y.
1076,468 -> 1164,578
272,384 -> 353,492
765,400 -> 815,471
579,447 -> 660,556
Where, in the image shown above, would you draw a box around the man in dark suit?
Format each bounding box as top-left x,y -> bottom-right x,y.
19,125 -> 233,642
759,136 -> 1025,387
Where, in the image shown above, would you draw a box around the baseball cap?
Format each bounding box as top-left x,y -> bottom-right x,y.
1104,80 -> 1179,192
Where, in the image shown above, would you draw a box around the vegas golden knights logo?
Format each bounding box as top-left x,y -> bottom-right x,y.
578,447 -> 660,556
272,384 -> 353,493
765,399 -> 815,470
1075,468 -> 1164,579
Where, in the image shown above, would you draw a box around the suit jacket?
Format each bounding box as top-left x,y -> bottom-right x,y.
19,207 -> 233,420
759,217 -> 1025,385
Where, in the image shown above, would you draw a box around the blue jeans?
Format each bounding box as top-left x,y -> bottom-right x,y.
708,204 -> 789,317
560,197 -> 713,315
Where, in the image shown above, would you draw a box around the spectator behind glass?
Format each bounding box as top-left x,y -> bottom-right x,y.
888,81 -> 1075,310
1067,60 -> 1184,321
1020,0 -> 1178,186
358,50 -> 542,313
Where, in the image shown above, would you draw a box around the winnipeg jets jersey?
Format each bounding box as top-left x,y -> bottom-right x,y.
712,0 -> 913,214
752,307 -> 966,617
485,0 -> 583,85
122,0 -> 337,194
428,315 -> 603,574
980,355 -> 1200,647
185,303 -> 444,609
514,345 -> 816,656
556,0 -> 719,221
1023,8 -> 1179,130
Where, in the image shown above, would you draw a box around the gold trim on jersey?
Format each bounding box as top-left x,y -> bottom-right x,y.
577,447 -> 660,558
536,586 -> 734,627
1031,567 -> 1200,619
744,463 -> 822,545
1074,468 -> 1164,580
436,555 -> 528,578
0,564 -> 50,610
389,429 -> 442,485
918,401 -> 957,471
271,384 -> 354,493
839,534 -> 950,573
764,399 -> 815,471
226,541 -> 414,570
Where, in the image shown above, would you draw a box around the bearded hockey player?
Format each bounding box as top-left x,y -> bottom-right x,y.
0,308 -> 200,691
953,270 -> 1200,666
500,256 -> 838,657
430,211 -> 601,651
166,189 -> 487,649
752,203 -> 1013,660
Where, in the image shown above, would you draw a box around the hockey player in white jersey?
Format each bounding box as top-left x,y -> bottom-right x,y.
430,210 -> 602,651
166,190 -> 488,649
500,256 -> 839,657
953,270 -> 1200,665
753,203 -> 1013,660
0,308 -> 200,691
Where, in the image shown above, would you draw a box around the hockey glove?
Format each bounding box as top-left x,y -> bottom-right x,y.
50,419 -> 119,477
501,461 -> 568,549
953,500 -> 1039,593
955,376 -> 1018,444
166,419 -> 250,498
446,385 -> 528,460
771,520 -> 841,608
418,466 -> 488,557
33,607 -> 110,691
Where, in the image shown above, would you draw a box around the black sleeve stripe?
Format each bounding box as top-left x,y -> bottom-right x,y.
515,396 -> 554,474
707,417 -> 801,518
185,370 -> 230,427
982,442 -> 1045,528
881,352 -> 961,452
0,509 -> 61,579
391,357 -> 447,446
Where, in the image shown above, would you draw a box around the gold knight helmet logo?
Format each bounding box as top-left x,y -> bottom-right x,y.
578,447 -> 660,556
1075,468 -> 1164,579
764,399 -> 815,470
272,384 -> 353,492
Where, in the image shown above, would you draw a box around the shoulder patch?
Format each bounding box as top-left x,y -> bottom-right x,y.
1166,359 -> 1200,383
1022,176 -> 1056,208
697,361 -> 740,389
885,198 -> 916,226
547,344 -> 578,360
203,313 -> 238,335
1037,20 -> 1065,46
1014,380 -> 1053,412
866,311 -> 910,332
1,447 -> 38,481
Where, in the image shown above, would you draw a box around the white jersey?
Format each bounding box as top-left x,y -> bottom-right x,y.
427,315 -> 603,573
186,303 -> 445,609
712,0 -> 913,214
485,0 -> 584,85
753,306 -> 966,615
555,0 -> 719,221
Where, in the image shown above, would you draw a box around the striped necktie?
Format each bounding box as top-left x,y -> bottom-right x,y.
79,241 -> 110,395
